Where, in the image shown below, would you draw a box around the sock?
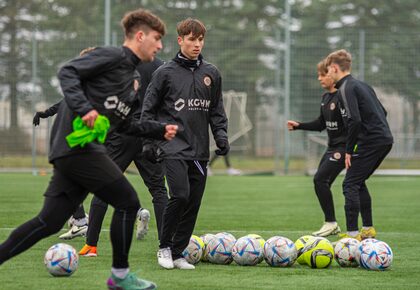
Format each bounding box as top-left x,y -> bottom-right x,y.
74,217 -> 88,227
348,231 -> 359,237
325,221 -> 337,225
362,226 -> 372,230
112,267 -> 129,279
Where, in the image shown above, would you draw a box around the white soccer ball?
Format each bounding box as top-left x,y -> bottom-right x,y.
264,236 -> 297,267
232,237 -> 263,266
246,234 -> 265,263
44,243 -> 79,276
207,235 -> 236,265
358,239 -> 393,271
182,235 -> 205,265
334,238 -> 360,267
200,233 -> 216,262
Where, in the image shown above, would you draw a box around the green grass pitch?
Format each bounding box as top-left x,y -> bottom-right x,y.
0,173 -> 419,289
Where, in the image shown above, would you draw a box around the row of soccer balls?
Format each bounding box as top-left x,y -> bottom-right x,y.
43,232 -> 393,276
182,233 -> 393,270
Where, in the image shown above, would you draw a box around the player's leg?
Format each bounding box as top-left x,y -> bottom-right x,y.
0,169 -> 85,264
56,152 -> 154,288
79,196 -> 108,257
59,203 -> 88,240
171,160 -> 207,269
135,145 -> 168,240
157,159 -> 190,269
79,133 -> 135,256
312,149 -> 345,237
342,144 -> 392,239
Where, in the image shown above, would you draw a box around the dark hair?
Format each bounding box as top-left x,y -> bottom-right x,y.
326,49 -> 352,71
177,18 -> 206,38
121,9 -> 166,38
317,59 -> 328,75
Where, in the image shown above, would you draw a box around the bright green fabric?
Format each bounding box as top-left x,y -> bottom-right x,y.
66,115 -> 110,148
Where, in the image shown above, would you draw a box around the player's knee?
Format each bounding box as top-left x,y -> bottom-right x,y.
39,216 -> 65,235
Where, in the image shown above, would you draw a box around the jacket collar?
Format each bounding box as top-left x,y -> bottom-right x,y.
122,46 -> 141,67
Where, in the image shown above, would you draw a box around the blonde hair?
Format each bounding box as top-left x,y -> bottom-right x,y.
317,59 -> 328,75
326,49 -> 352,72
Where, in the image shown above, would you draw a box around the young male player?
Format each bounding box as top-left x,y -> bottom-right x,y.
141,18 -> 229,270
79,57 -> 168,257
326,49 -> 393,240
0,9 -> 177,290
287,59 -> 346,237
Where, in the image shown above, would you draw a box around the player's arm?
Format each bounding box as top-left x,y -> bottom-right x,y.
33,100 -> 62,126
209,74 -> 229,155
288,108 -> 325,132
57,48 -> 118,119
341,84 -> 362,155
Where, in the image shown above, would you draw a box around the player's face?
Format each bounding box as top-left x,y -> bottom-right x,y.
136,30 -> 163,62
327,64 -> 339,83
318,72 -> 335,90
178,32 -> 204,60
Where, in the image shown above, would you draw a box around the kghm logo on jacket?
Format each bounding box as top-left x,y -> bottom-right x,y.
174,98 -> 211,112
104,95 -> 131,119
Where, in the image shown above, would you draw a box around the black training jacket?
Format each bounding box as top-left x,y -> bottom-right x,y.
335,74 -> 393,154
141,55 -> 228,160
50,46 -> 165,163
296,91 -> 346,149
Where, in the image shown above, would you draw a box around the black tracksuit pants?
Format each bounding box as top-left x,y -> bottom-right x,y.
159,159 -> 207,260
0,153 -> 139,269
343,144 -> 392,231
86,133 -> 168,247
313,147 -> 345,222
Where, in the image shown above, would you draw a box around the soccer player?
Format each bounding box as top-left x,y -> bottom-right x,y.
79,57 -> 168,257
0,9 -> 177,290
326,49 -> 393,240
207,154 -> 242,176
141,18 -> 229,270
287,59 -> 346,237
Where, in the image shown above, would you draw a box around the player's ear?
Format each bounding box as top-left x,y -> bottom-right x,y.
136,30 -> 145,42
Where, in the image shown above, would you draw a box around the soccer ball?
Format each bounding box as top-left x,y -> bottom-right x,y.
246,234 -> 265,263
207,234 -> 236,265
215,232 -> 236,241
200,233 -> 216,262
264,236 -> 297,267
295,235 -> 314,265
358,239 -> 393,271
232,237 -> 263,266
182,235 -> 205,265
301,237 -> 334,268
44,243 -> 79,276
334,238 -> 360,267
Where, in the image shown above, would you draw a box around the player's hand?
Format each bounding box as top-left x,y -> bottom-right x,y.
141,144 -> 162,163
82,110 -> 99,128
215,139 -> 230,156
345,153 -> 352,169
287,120 -> 299,131
164,124 -> 178,140
32,111 -> 49,126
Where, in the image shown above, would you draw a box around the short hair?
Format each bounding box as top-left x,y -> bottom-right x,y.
177,18 -> 206,38
326,49 -> 352,71
121,9 -> 166,38
79,47 -> 96,56
317,59 -> 328,75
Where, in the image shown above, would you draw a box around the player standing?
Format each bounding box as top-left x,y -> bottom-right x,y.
326,49 -> 393,240
141,18 -> 229,270
287,59 -> 345,237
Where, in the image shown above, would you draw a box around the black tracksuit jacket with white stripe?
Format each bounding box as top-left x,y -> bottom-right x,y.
50,46 -> 165,163
335,74 -> 393,154
141,53 -> 228,161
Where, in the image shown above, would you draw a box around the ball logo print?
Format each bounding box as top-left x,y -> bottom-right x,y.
175,98 -> 185,111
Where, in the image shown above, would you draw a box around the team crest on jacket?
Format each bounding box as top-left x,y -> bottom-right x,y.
330,102 -> 336,110
333,152 -> 341,160
204,76 -> 211,86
